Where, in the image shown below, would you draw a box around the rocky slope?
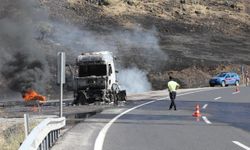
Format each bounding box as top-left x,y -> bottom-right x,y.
0,0 -> 250,97
42,0 -> 250,89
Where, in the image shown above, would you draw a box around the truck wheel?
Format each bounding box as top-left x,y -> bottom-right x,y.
111,93 -> 118,105
72,98 -> 80,106
114,94 -> 118,105
78,91 -> 87,105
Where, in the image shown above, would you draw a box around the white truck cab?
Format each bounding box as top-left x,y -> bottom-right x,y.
71,51 -> 126,104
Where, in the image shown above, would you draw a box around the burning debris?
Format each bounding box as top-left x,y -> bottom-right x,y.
22,89 -> 46,104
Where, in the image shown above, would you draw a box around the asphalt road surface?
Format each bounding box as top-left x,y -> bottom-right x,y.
53,87 -> 250,150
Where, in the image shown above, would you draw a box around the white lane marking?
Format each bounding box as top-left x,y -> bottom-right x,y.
202,116 -> 212,124
232,91 -> 240,95
214,97 -> 221,100
152,89 -> 212,101
94,88 -> 213,150
94,100 -> 156,150
232,141 -> 250,150
157,97 -> 168,100
202,104 -> 208,109
165,89 -> 213,99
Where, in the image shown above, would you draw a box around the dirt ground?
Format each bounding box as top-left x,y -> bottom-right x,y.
42,0 -> 250,89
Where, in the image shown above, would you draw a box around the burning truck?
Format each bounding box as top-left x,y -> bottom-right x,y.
68,51 -> 126,105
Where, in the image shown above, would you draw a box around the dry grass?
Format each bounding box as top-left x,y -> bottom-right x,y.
1,124 -> 25,150
0,119 -> 39,150
67,0 -> 84,7
66,0 -> 249,22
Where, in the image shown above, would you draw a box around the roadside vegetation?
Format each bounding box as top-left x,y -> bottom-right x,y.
0,119 -> 39,150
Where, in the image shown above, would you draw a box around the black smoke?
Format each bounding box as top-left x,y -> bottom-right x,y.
0,0 -> 50,94
0,0 -> 168,97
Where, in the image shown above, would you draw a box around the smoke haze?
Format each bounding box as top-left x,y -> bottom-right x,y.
0,0 -> 50,94
50,24 -> 167,93
51,24 -> 167,71
117,68 -> 152,94
0,0 -> 167,97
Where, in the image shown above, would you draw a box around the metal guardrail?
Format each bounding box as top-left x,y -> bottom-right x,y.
19,117 -> 66,150
0,98 -> 74,107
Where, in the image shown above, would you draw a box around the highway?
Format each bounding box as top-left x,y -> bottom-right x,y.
52,87 -> 250,150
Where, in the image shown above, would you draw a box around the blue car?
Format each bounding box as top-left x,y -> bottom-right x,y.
209,72 -> 240,87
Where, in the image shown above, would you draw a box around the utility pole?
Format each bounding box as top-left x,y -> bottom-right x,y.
241,65 -> 244,85
57,52 -> 65,118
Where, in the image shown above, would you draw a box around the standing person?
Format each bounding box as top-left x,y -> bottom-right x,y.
167,76 -> 180,110
245,71 -> 249,86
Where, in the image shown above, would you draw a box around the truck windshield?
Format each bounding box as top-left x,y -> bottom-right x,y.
79,64 -> 107,77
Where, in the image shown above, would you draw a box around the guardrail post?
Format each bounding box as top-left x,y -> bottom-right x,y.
42,140 -> 44,150
56,130 -> 58,139
52,131 -> 54,144
43,141 -> 45,150
47,136 -> 49,149
54,130 -> 57,140
24,114 -> 29,138
53,131 -> 56,143
45,136 -> 49,150
48,132 -> 52,147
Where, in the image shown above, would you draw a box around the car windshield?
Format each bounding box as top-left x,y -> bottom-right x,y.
216,73 -> 227,77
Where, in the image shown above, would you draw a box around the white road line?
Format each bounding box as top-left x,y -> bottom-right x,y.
214,97 -> 221,100
94,100 -> 156,150
157,97 -> 168,100
232,141 -> 250,150
202,116 -> 212,124
202,104 -> 208,109
177,89 -> 211,97
94,89 -> 213,150
232,91 -> 240,95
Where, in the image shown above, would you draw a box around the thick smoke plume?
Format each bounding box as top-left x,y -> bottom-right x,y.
0,0 -> 167,97
50,24 -> 167,93
117,68 -> 152,94
51,24 -> 167,71
0,0 -> 50,94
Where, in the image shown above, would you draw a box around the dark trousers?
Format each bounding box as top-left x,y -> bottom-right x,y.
169,91 -> 177,110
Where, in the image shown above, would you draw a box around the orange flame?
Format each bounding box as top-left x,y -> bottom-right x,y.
22,89 -> 46,104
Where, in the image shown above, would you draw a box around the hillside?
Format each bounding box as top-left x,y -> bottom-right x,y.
0,0 -> 250,97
